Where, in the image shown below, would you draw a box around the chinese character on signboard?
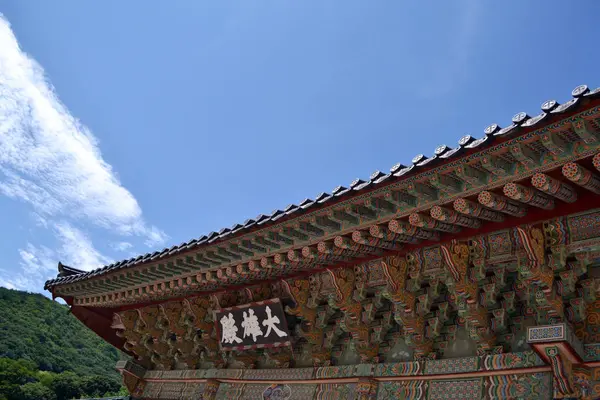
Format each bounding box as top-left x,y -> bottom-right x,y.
214,298 -> 291,350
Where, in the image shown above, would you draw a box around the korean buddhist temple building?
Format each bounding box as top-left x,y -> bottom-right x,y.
46,84 -> 600,399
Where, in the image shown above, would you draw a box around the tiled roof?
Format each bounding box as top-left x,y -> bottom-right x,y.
44,84 -> 600,290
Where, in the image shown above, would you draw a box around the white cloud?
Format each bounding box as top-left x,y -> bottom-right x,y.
0,15 -> 167,244
3,221 -> 114,293
0,14 -> 169,288
53,222 -> 113,270
110,241 -> 133,252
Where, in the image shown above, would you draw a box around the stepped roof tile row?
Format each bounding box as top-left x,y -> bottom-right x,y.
45,84 -> 600,290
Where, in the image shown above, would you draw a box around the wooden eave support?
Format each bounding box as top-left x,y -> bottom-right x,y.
327,209 -> 358,225
169,260 -> 194,273
478,191 -> 527,217
311,215 -> 341,231
510,143 -> 542,168
195,253 -> 220,267
430,206 -> 481,229
183,255 -> 210,269
408,213 -> 460,233
385,190 -> 417,208
305,244 -> 351,265
282,226 -> 308,241
364,197 -> 396,214
217,247 -> 242,260
334,235 -> 379,255
455,164 -> 488,186
286,250 -> 316,269
369,224 -> 420,244
239,240 -> 266,254
318,240 -> 362,259
429,173 -> 463,194
503,182 -> 555,210
273,253 -> 291,268
388,219 -> 439,240
267,231 -> 294,246
352,230 -> 402,250
453,198 -> 504,222
259,256 -> 277,269
531,173 -> 577,203
255,235 -> 280,249
562,162 -> 600,194
144,266 -> 167,280
229,243 -> 254,257
572,118 -> 600,144
593,153 -> 600,174
346,203 -> 377,220
295,221 -> 324,237
480,155 -> 514,177
406,182 -> 438,201
540,131 -> 570,155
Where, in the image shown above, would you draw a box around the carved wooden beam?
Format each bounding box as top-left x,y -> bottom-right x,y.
334,235 -> 380,256
409,213 -> 461,233
273,253 -> 292,269
369,224 -> 421,244
593,153 -> 600,173
540,131 -> 570,155
510,143 -> 542,168
562,162 -> 600,194
478,191 -> 527,217
453,198 -> 504,222
389,219 -> 440,240
327,209 -> 358,225
294,221 -> 325,237
310,215 -> 341,231
282,226 -> 309,241
406,182 -> 438,201
195,253 -> 220,267
429,173 -> 463,194
268,230 -> 294,246
217,247 -> 241,261
347,203 -> 377,220
201,251 -> 229,264
503,182 -> 555,209
531,173 -> 577,203
255,235 -> 280,249
364,197 -> 396,214
480,155 -> 515,177
455,164 -> 488,186
351,230 -> 402,250
572,117 -> 600,144
430,206 -> 482,228
384,190 -> 417,208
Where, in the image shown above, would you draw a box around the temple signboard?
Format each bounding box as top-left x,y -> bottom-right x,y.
214,297 -> 292,351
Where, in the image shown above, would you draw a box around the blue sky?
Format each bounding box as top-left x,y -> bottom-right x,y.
0,1 -> 599,294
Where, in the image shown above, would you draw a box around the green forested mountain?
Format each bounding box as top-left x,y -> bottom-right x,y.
0,287 -> 125,400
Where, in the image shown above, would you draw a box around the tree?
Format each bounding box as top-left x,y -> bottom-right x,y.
20,382 -> 56,400
49,372 -> 81,400
0,358 -> 37,400
80,375 -> 120,398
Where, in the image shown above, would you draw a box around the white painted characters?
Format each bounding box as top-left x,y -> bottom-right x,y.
220,313 -> 242,344
262,306 -> 288,338
241,309 -> 263,341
